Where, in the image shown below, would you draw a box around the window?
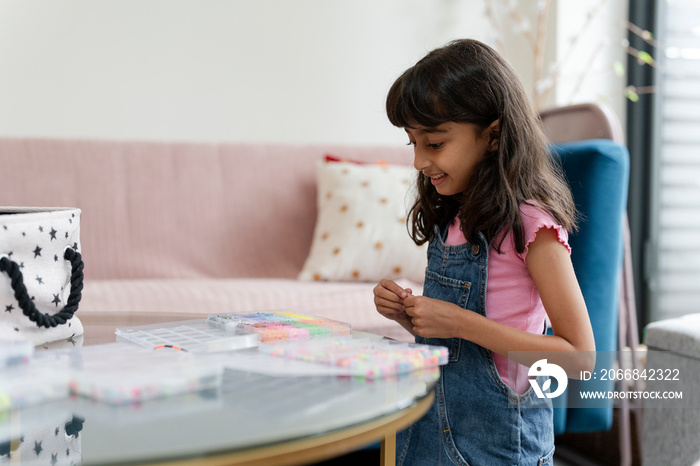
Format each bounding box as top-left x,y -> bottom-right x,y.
649,0 -> 700,322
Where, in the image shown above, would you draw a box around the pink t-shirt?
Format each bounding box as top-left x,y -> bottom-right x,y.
445,203 -> 571,394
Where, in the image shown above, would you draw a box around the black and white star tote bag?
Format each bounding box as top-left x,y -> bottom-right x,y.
0,413 -> 83,464
0,207 -> 84,345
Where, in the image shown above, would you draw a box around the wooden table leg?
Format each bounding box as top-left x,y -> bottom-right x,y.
381,431 -> 397,466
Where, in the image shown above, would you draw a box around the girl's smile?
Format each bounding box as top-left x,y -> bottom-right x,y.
405,122 -> 493,196
428,173 -> 447,186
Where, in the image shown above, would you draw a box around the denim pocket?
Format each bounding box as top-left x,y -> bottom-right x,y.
423,269 -> 471,308
422,269 -> 471,362
539,446 -> 555,465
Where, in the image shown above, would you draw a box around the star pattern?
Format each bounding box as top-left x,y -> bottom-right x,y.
1,212 -> 81,342
2,422 -> 81,464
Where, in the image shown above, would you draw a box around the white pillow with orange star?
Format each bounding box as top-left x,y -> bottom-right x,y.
298,160 -> 427,283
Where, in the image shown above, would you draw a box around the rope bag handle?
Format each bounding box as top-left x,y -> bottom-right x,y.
0,248 -> 84,328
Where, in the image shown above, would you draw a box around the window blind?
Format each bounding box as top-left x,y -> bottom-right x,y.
653,0 -> 700,321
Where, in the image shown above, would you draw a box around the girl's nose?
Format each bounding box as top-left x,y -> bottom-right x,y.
413,149 -> 430,172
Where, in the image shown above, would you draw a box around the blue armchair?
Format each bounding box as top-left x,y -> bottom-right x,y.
548,139 -> 630,433
541,103 -> 641,466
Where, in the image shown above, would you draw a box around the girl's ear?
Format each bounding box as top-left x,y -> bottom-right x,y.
486,120 -> 500,151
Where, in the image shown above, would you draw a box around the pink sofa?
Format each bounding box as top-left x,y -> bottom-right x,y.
0,138 -> 419,341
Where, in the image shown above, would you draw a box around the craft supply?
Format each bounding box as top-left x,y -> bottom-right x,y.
208,311 -> 351,342
0,364 -> 69,411
63,343 -> 224,404
154,344 -> 187,351
0,339 -> 33,369
0,341 -> 69,411
115,319 -> 260,353
258,336 -> 449,378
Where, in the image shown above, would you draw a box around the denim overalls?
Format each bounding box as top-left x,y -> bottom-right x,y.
397,226 -> 554,466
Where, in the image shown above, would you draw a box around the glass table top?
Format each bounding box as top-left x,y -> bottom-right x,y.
1,313 -> 438,465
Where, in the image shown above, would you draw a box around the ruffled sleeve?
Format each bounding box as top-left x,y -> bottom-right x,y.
518,203 -> 571,260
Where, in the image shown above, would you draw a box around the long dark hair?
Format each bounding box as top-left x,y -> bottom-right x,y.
387,39 -> 576,253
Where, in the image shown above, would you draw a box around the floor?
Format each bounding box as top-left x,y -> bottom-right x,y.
310,446 -> 599,465
553,454 -> 587,466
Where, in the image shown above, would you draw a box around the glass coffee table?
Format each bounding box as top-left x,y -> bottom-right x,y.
9,312 -> 436,465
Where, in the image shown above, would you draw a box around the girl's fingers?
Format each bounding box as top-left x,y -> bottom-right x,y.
374,279 -> 412,323
375,296 -> 405,311
374,290 -> 403,307
377,279 -> 409,300
376,304 -> 409,322
377,305 -> 401,316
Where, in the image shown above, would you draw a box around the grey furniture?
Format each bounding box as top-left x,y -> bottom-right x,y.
642,313 -> 700,466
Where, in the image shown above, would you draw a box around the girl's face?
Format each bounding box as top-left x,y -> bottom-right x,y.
405,122 -> 492,196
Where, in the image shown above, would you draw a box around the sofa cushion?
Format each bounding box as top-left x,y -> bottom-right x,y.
298,160 -> 426,284
80,278 -> 419,342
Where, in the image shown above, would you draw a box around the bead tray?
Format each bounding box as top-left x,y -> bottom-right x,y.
258,336 -> 449,378
0,364 -> 69,411
115,319 -> 260,353
0,339 -> 33,369
207,311 -> 351,342
63,343 -> 224,404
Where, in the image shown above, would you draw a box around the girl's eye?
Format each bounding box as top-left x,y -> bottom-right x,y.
427,142 -> 443,149
406,141 -> 416,147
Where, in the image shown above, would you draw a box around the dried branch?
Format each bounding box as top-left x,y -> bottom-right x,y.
536,0 -> 610,107
625,21 -> 658,48
567,40 -> 607,105
483,1 -> 506,55
624,44 -> 658,68
484,0 -> 656,107
504,0 -> 537,50
533,0 -> 552,103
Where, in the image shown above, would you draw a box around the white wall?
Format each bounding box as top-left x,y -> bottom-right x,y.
554,0 -> 629,123
0,0 -> 627,145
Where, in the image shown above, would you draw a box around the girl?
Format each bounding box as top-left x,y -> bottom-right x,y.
373,39 -> 595,465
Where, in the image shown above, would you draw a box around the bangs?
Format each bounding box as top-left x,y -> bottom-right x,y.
386,67 -> 450,129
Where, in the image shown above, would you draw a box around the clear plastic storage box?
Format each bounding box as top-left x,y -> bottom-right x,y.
64,343 -> 224,404
0,339 -> 33,369
0,364 -> 70,411
208,311 -> 352,342
115,319 -> 260,353
258,336 -> 449,377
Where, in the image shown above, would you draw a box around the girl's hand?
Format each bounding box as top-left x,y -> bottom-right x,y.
373,279 -> 413,328
403,295 -> 464,338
